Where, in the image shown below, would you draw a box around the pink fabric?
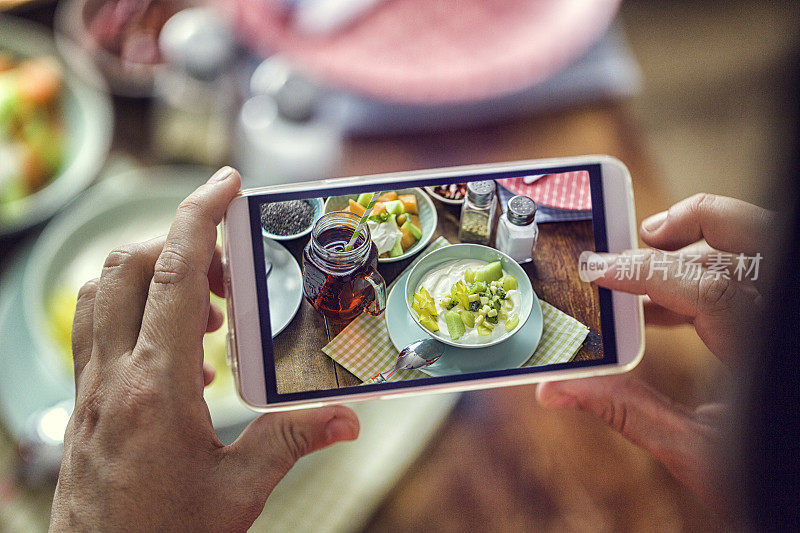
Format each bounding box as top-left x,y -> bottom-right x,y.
498,171 -> 591,211
228,0 -> 620,103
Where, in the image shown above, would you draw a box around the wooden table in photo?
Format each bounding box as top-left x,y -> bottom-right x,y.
272,199 -> 602,394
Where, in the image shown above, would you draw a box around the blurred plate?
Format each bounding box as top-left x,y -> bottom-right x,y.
323,187 -> 437,263
0,15 -> 113,235
262,236 -> 303,336
231,0 -> 621,103
18,166 -> 257,435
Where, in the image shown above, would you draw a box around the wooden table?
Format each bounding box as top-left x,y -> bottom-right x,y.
273,198 -> 602,394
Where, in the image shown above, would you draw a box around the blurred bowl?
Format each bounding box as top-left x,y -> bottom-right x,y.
261,197 -> 323,241
404,244 -> 534,348
323,187 -> 437,263
0,15 -> 113,235
54,0 -> 183,97
21,166 -> 255,431
424,185 -> 466,206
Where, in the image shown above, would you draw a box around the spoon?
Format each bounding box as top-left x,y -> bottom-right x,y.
367,338 -> 445,384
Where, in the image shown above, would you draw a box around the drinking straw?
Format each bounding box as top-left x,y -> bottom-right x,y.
344,191 -> 382,251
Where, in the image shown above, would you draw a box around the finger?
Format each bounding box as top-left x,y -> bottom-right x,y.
91,237 -> 165,361
203,363 -> 216,387
225,406 -> 359,492
640,193 -> 775,254
71,279 -> 99,385
137,167 -> 240,379
207,301 -> 224,333
536,376 -> 721,504
643,295 -> 692,327
594,249 -> 757,318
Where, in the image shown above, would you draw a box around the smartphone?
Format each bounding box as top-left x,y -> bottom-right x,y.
222,156 -> 644,411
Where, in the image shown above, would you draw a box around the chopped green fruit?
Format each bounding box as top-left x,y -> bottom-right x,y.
470,281 -> 487,294
459,310 -> 475,328
388,236 -> 404,257
502,299 -> 514,311
444,311 -> 466,340
357,193 -> 373,207
502,275 -> 518,291
419,315 -> 439,332
486,315 -> 498,324
464,268 -> 476,284
412,300 -> 422,315
384,200 -> 404,216
468,301 -> 480,311
401,220 -> 422,239
440,296 -> 453,309
505,314 -> 520,331
477,325 -> 492,336
498,309 -> 508,320
476,261 -> 503,283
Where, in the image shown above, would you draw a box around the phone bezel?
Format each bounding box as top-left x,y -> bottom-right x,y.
223,155 -> 644,411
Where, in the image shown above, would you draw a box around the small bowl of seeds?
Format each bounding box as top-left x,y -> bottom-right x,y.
260,197 -> 324,241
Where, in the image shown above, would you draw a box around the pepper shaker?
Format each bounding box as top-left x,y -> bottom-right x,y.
496,195 -> 538,263
458,180 -> 496,244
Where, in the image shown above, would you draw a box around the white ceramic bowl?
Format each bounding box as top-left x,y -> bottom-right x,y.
404,244 -> 534,348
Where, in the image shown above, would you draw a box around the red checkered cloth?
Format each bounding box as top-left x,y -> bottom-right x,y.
228,0 -> 621,103
498,171 -> 591,211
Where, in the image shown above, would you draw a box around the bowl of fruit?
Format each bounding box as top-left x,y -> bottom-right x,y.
324,188 -> 437,263
405,244 -> 534,348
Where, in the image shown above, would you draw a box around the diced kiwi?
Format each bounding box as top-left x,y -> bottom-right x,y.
470,281 -> 487,294
401,219 -> 422,239
444,311 -> 466,340
475,261 -> 503,283
505,314 -> 519,331
419,315 -> 439,332
459,310 -> 475,328
502,275 -> 518,291
357,192 -> 373,207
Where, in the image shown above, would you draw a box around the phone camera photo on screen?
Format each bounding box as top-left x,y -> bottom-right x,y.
225,158 -> 644,409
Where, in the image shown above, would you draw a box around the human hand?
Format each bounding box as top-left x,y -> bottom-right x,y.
537,193 -> 775,507
50,167 -> 360,532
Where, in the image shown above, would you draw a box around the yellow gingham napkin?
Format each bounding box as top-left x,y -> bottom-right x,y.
322,237 -> 590,382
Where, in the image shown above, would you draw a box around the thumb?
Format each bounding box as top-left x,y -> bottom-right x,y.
536,375 -> 720,503
226,405 -> 359,490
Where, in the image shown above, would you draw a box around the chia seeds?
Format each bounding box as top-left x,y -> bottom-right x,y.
260,200 -> 315,236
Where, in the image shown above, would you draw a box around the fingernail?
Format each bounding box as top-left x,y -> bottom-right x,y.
642,211 -> 667,232
208,166 -> 234,184
325,417 -> 358,445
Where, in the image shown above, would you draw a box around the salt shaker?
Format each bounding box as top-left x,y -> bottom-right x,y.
496,195 -> 538,263
458,180 -> 496,244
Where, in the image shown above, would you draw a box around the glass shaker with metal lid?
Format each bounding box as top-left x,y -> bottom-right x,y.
458,180 -> 497,244
496,195 -> 539,263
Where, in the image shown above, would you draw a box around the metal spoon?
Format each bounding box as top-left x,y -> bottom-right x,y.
367,338 -> 445,384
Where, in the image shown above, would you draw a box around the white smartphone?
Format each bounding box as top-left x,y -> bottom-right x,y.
222,155 -> 644,411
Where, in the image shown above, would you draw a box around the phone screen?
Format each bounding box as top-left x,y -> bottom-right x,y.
246,163 -> 616,402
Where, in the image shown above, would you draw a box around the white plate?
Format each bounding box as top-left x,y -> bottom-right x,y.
263,237 -> 304,336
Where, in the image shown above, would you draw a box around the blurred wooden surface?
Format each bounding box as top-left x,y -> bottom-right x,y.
339,103 -> 726,531
273,200 -> 601,394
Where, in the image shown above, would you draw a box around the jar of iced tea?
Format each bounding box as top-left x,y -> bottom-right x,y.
302,211 -> 387,323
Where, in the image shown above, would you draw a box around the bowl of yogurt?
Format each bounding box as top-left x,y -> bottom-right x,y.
404,244 -> 534,348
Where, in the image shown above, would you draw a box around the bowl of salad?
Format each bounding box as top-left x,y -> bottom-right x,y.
404,244 -> 534,348
324,187 -> 437,263
0,15 -> 112,235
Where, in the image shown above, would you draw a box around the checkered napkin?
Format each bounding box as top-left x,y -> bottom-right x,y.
322,237 -> 589,382
497,182 -> 592,224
